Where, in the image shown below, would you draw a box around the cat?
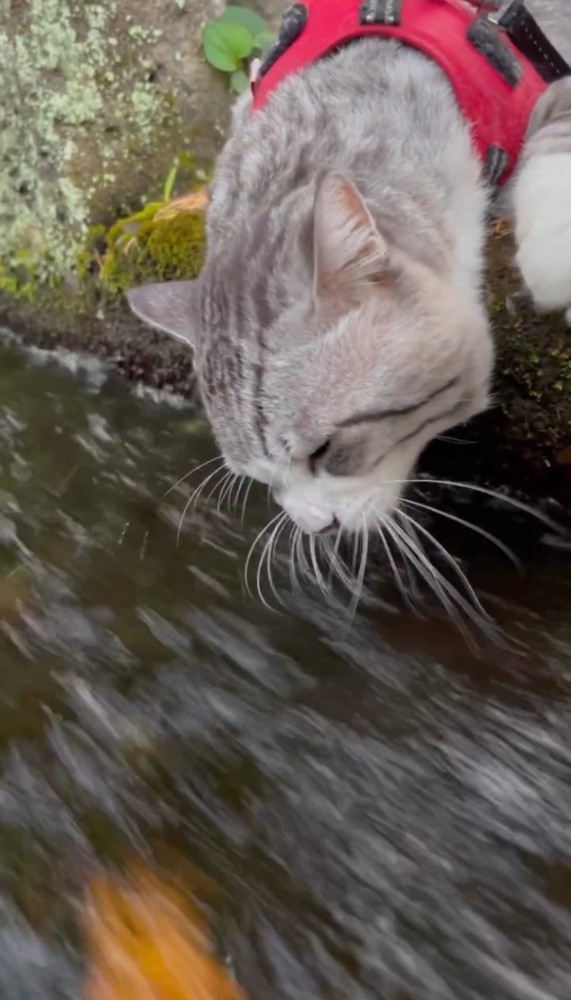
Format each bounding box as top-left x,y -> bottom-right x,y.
128,1 -> 571,550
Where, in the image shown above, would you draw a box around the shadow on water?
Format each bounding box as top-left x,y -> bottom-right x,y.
0,329 -> 570,999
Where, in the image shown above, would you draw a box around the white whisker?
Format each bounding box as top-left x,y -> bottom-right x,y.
377,520 -> 423,615
310,532 -> 329,596
436,435 -> 476,445
176,462 -> 228,544
289,525 -> 305,593
397,509 -> 493,621
229,475 -> 246,514
385,478 -> 561,532
262,511 -> 290,608
239,477 -> 256,526
206,469 -> 231,502
401,497 -> 520,569
348,516 -> 369,619
394,510 -> 502,641
217,471 -> 238,512
245,510 -> 286,604
296,530 -> 313,585
385,515 -> 473,635
163,455 -> 223,499
322,525 -> 353,592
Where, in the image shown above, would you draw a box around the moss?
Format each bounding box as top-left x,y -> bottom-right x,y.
145,214 -> 205,277
485,228 -> 571,459
100,208 -> 206,293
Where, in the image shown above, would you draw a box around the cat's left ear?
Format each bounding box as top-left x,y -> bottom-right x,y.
127,280 -> 200,347
313,171 -> 390,303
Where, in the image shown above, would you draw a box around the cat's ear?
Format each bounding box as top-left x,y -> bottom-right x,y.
127,280 -> 200,347
313,172 -> 389,301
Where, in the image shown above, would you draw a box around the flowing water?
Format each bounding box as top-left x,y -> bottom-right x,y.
0,327 -> 570,999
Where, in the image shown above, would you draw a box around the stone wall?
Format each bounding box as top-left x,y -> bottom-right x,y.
0,0 -> 280,300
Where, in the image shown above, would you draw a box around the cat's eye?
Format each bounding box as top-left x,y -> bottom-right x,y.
309,439 -> 331,468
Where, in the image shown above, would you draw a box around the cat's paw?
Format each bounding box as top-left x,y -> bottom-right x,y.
513,153 -> 571,315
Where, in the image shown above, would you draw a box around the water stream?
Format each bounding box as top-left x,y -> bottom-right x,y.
0,329 -> 570,999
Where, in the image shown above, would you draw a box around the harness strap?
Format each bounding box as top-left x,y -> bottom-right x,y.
359,0 -> 402,25
251,0 -> 568,186
498,0 -> 571,83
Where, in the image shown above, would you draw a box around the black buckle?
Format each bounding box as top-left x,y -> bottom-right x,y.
498,0 -> 571,84
483,145 -> 509,186
359,0 -> 401,26
467,16 -> 523,87
258,4 -> 308,79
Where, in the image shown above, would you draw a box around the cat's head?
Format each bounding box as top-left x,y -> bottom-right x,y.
128,172 -> 493,534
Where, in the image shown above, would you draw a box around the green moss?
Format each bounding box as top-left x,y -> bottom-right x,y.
145,214 -> 205,277
99,206 -> 206,294
486,230 -> 571,459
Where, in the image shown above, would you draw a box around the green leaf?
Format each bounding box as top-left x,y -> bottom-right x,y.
230,69 -> 249,94
203,21 -> 253,73
253,30 -> 275,51
219,5 -> 267,38
162,163 -> 178,202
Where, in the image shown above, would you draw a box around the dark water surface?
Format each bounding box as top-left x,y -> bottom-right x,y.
0,329 -> 570,999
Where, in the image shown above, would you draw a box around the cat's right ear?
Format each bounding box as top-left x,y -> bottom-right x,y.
126,280 -> 200,347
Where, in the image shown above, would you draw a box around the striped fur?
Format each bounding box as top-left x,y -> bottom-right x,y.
129,1 -> 571,538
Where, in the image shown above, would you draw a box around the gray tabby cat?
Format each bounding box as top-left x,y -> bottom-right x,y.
129,1 -> 571,543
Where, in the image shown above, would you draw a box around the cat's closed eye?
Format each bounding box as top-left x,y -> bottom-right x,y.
309,438 -> 365,477
309,439 -> 331,470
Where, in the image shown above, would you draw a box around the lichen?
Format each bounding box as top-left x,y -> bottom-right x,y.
0,0 -> 185,300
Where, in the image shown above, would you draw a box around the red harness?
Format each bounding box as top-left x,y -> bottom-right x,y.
251,0 -> 552,185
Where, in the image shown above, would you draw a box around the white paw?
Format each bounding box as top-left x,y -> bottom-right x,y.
513,153 -> 571,314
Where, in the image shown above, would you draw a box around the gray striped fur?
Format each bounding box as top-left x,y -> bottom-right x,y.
128,1 -> 571,537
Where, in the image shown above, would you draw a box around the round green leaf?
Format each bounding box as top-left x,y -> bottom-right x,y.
219,5 -> 267,38
230,69 -> 249,94
203,21 -> 253,72
253,30 -> 275,51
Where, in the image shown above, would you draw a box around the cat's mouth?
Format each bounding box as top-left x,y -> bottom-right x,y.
278,496 -> 338,535
282,504 -> 341,535
276,481 -> 402,535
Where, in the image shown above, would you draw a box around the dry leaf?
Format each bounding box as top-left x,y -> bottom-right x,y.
154,188 -> 209,222
83,866 -> 246,1000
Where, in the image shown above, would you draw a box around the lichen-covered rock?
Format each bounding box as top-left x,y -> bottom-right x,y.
0,0 -> 281,401
0,0 -> 233,298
